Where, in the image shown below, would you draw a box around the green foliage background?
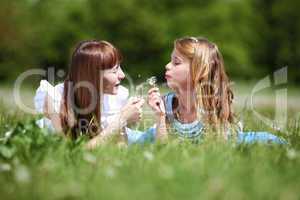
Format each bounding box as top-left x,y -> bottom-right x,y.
0,0 -> 299,83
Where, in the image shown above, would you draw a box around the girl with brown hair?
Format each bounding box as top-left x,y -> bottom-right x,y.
35,40 -> 146,148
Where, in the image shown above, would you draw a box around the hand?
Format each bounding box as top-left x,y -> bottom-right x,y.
147,87 -> 165,116
120,97 -> 144,125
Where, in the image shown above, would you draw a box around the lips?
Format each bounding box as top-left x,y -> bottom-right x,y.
165,73 -> 171,80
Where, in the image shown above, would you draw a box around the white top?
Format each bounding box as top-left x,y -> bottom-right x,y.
34,80 -> 129,132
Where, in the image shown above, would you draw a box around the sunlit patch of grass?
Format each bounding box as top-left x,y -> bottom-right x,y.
0,102 -> 300,200
0,80 -> 300,199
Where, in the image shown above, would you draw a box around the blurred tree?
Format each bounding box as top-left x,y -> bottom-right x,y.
164,0 -> 262,79
253,0 -> 300,83
0,0 -> 299,84
0,0 -> 33,81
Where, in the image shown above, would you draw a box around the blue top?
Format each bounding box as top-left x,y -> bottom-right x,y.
126,127 -> 156,145
126,92 -> 287,145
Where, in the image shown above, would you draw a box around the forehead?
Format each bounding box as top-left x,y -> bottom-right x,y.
108,64 -> 120,71
171,49 -> 187,61
103,64 -> 119,73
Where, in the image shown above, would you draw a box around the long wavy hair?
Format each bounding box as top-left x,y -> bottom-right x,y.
60,40 -> 122,139
174,37 -> 234,129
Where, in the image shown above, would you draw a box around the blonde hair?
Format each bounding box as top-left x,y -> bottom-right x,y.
174,37 -> 234,128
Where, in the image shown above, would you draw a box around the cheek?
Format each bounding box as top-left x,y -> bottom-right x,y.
103,74 -> 117,86
166,70 -> 188,90
175,66 -> 190,84
179,71 -> 189,83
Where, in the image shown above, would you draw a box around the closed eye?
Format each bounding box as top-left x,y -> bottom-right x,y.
172,60 -> 181,65
111,65 -> 120,73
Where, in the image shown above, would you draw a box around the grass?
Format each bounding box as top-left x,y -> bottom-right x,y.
0,83 -> 300,200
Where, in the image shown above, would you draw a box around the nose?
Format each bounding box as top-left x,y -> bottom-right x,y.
118,67 -> 125,80
165,62 -> 172,71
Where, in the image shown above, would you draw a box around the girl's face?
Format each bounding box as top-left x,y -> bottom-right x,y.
103,64 -> 125,95
165,49 -> 192,91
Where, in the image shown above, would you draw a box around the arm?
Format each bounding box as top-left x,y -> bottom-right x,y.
85,113 -> 127,149
155,114 -> 168,143
43,94 -> 63,133
147,87 -> 168,143
86,98 -> 145,149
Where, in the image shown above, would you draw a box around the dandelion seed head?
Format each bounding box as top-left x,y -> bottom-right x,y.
143,151 -> 154,161
15,165 -> 31,184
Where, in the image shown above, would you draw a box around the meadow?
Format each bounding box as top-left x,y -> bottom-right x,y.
0,84 -> 300,200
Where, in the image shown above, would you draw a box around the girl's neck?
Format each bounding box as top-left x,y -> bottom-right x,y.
174,88 -> 197,123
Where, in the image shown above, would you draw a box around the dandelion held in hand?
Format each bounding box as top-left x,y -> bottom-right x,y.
147,76 -> 157,87
136,76 -> 157,98
147,76 -> 164,112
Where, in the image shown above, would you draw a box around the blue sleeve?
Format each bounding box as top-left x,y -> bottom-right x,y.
125,127 -> 156,145
237,131 -> 287,145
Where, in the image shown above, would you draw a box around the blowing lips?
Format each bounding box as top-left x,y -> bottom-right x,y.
165,72 -> 171,80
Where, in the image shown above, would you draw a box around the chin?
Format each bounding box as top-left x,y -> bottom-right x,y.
111,91 -> 118,95
107,90 -> 118,95
104,87 -> 118,95
166,81 -> 176,90
111,87 -> 119,95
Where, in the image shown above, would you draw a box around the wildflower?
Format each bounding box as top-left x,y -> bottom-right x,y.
0,163 -> 11,172
83,152 -> 97,164
143,151 -> 154,161
286,149 -> 297,160
15,165 -> 31,183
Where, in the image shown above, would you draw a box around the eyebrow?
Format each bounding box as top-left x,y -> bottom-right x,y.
172,54 -> 182,62
112,65 -> 119,70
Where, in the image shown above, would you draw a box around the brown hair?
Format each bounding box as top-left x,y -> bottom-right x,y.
60,40 -> 122,139
174,37 -> 234,128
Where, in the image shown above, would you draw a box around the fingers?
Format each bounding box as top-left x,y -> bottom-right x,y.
131,99 -> 144,120
147,88 -> 165,114
158,100 -> 166,114
148,87 -> 159,95
148,92 -> 162,105
148,87 -> 161,101
137,106 -> 142,114
127,106 -> 143,124
128,97 -> 141,104
148,98 -> 162,113
151,96 -> 161,104
135,98 -> 145,108
148,93 -> 161,101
